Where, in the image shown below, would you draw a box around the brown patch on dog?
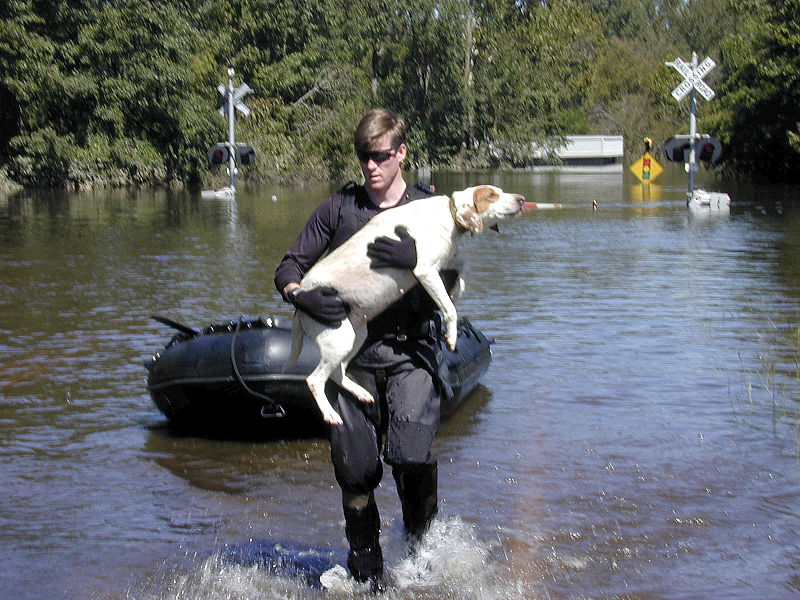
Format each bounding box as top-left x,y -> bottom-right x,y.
473,186 -> 500,213
455,205 -> 483,233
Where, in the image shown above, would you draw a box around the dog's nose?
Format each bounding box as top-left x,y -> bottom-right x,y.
514,194 -> 526,207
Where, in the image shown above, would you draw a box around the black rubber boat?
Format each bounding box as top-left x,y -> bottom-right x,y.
145,314 -> 493,435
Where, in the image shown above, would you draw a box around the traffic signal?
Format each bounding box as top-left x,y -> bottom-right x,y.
642,156 -> 652,180
208,144 -> 229,165
236,145 -> 256,165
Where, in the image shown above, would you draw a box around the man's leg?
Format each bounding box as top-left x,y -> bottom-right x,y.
384,363 -> 441,544
392,461 -> 438,543
341,491 -> 383,581
327,373 -> 385,583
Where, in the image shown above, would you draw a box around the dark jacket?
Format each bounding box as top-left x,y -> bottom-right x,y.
274,182 -> 439,341
274,182 -> 454,398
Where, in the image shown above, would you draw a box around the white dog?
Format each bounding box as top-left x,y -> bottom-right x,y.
283,185 -> 526,425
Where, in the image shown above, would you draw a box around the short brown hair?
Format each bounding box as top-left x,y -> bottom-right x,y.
354,108 -> 406,154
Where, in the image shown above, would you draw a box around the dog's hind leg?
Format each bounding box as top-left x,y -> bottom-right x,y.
306,323 -> 353,426
330,324 -> 374,405
307,357 -> 345,426
306,321 -> 372,426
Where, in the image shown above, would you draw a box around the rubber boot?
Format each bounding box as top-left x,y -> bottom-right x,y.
392,462 -> 438,546
342,492 -> 384,588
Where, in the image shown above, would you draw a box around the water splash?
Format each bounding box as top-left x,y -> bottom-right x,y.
387,517 -> 530,599
125,517 -> 535,600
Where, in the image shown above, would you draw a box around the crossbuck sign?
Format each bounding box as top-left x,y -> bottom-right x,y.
665,56 -> 716,101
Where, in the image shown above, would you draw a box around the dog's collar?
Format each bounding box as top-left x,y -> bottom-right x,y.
449,196 -> 468,232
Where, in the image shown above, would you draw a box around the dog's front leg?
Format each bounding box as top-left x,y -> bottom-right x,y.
413,267 -> 458,351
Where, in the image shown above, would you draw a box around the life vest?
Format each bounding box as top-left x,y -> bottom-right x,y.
328,182 -> 434,252
329,182 -> 453,400
328,182 -> 437,338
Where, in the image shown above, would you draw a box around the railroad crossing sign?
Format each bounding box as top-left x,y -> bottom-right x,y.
218,81 -> 252,117
202,68 -> 255,197
665,56 -> 716,101
663,53 -> 730,211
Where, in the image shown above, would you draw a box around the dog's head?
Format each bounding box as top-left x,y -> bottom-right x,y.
451,185 -> 526,234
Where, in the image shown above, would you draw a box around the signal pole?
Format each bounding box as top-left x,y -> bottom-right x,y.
664,53 -> 730,211
226,68 -> 237,191
202,68 -> 254,200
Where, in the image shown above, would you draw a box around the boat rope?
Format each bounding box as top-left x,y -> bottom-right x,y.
230,316 -> 286,418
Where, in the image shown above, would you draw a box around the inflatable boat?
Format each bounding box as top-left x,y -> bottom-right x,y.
145,314 -> 493,435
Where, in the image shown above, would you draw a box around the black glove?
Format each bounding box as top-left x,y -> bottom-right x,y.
290,286 -> 348,326
367,226 -> 417,270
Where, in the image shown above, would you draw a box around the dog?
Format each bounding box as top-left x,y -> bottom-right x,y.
283,185 -> 526,425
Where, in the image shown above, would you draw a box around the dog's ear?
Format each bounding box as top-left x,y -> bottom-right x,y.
455,205 -> 484,233
473,186 -> 500,213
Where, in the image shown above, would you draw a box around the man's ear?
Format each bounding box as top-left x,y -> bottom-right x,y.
395,143 -> 408,163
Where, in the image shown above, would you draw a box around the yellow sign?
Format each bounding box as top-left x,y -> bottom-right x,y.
629,151 -> 663,184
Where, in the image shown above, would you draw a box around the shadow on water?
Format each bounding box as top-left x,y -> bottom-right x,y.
142,384 -> 494,495
147,408 -> 328,442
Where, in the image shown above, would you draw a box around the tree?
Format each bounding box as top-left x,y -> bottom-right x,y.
715,0 -> 800,181
3,0 -> 221,187
467,0 -> 604,166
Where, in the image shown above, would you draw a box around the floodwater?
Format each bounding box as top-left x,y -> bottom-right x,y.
2,169 -> 800,599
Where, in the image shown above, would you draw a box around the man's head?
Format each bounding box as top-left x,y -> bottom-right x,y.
354,108 -> 408,203
354,108 -> 406,157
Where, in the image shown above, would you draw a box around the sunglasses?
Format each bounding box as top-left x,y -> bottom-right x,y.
357,147 -> 397,164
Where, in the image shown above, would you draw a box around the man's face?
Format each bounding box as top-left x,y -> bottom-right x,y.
359,134 -> 407,195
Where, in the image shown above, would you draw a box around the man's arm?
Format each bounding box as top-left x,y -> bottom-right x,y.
274,196 -> 341,299
274,195 -> 349,325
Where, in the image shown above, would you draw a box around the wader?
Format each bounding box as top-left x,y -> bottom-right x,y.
325,183 -> 443,583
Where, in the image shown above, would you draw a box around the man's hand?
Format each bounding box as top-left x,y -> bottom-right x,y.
367,225 -> 417,270
290,286 -> 349,326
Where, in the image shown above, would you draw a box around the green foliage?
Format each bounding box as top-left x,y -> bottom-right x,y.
2,0 -> 221,187
714,0 -> 800,181
1,0 -> 798,186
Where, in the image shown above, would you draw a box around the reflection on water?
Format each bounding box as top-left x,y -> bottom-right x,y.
2,172 -> 800,599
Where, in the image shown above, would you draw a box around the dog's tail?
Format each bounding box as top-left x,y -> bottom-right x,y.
282,312 -> 304,373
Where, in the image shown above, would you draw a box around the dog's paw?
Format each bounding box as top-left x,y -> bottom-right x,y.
321,407 -> 344,426
446,334 -> 457,351
445,326 -> 458,351
354,389 -> 375,405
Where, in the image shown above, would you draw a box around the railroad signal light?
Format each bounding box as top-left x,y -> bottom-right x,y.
208,143 -> 229,165
663,136 -> 722,164
698,138 -> 722,163
663,137 -> 690,163
236,145 -> 256,165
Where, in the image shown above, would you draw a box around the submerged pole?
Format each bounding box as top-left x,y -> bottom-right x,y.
227,68 -> 236,192
687,52 -> 698,197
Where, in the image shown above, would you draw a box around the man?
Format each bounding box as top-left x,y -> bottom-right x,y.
274,108 -> 452,590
